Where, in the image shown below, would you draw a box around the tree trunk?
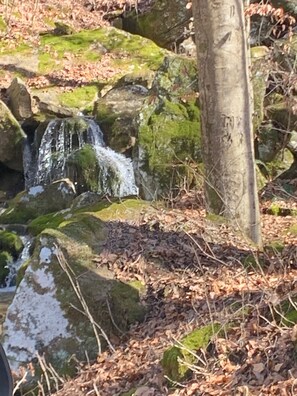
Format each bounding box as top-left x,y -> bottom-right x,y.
192,0 -> 262,246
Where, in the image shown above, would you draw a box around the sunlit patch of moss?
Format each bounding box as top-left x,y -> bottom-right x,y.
0,251 -> 12,285
272,296 -> 297,327
139,99 -> 201,193
243,254 -> 266,271
0,230 -> 24,258
58,85 -> 98,112
161,323 -> 221,383
39,27 -> 165,73
84,199 -> 149,222
128,280 -> 146,295
0,16 -> 6,32
28,212 -> 67,236
205,213 -> 228,224
16,258 -> 30,287
264,240 -> 285,254
289,224 -> 297,235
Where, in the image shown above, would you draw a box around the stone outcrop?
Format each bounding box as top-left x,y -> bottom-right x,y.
122,0 -> 192,50
0,100 -> 26,171
2,199 -> 147,392
7,77 -> 33,120
0,179 -> 77,224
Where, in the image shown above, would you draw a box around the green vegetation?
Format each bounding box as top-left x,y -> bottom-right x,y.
28,212 -> 67,236
0,251 -> 12,285
58,85 -> 98,112
161,323 -> 221,383
0,16 -> 6,32
139,99 -> 201,192
66,145 -> 100,193
0,230 -> 24,258
39,27 -> 165,74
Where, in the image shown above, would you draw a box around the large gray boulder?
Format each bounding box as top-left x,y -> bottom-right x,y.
0,179 -> 77,224
0,100 -> 26,171
122,0 -> 192,49
2,203 -> 146,392
7,77 -> 33,120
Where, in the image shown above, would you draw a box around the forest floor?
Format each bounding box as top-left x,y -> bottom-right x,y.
1,1 -> 297,395
50,184 -> 297,396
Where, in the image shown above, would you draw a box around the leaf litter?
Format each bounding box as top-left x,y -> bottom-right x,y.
0,1 -> 296,394
51,183 -> 297,396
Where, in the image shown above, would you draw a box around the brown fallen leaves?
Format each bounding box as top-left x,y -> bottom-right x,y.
51,187 -> 297,396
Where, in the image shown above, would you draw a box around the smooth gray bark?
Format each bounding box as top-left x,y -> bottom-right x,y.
192,0 -> 262,246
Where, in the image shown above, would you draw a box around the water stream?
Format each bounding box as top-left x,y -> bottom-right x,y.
24,117 -> 138,197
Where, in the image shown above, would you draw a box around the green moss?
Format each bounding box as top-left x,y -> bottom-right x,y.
161,323 -> 221,383
0,251 -> 12,286
264,240 -> 285,254
243,254 -> 266,271
28,212 -> 67,236
267,204 -> 297,217
289,224 -> 297,235
139,99 -> 201,192
110,281 -> 146,330
16,258 -> 30,287
58,213 -> 107,253
66,144 -> 99,193
0,230 -> 24,258
39,27 -> 165,75
273,296 -> 297,327
84,199 -> 149,221
206,213 -> 228,224
58,85 -> 98,112
270,203 -> 281,216
128,280 -> 146,295
0,16 -> 7,32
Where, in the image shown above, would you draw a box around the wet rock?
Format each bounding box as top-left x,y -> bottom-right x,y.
0,100 -> 26,171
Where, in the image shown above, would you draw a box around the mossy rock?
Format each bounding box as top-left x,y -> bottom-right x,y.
264,240 -> 285,255
0,230 -> 23,258
0,251 -> 12,286
122,0 -> 192,49
66,145 -> 100,194
15,258 -> 30,287
137,98 -> 202,198
266,203 -> 297,216
0,16 -> 7,32
28,211 -> 69,236
0,100 -> 26,171
58,85 -> 98,113
161,323 -> 221,383
2,207 -> 146,392
0,179 -> 76,224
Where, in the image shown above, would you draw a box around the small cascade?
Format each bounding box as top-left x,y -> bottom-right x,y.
0,234 -> 32,292
24,117 -> 138,197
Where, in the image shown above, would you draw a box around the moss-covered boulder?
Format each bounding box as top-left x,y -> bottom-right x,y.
0,179 -> 76,224
122,0 -> 192,49
7,77 -> 33,120
0,100 -> 26,171
0,252 -> 12,287
0,230 -> 24,258
161,323 -> 221,383
251,46 -> 270,131
94,76 -> 151,153
2,203 -> 146,392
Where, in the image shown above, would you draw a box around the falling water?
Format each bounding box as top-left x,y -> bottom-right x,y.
4,235 -> 32,290
24,117 -> 138,197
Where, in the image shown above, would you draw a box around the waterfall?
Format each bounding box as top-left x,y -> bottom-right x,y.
24,117 -> 138,197
4,235 -> 32,290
